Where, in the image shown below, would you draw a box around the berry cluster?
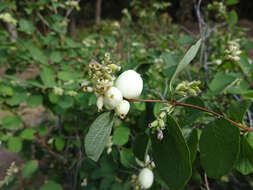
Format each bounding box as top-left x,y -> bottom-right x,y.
83,53 -> 143,118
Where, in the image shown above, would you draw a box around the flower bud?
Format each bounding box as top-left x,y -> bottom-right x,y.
138,168 -> 154,189
96,96 -> 104,112
83,86 -> 93,92
158,119 -> 165,128
108,64 -> 120,71
115,70 -> 143,99
115,100 -> 130,119
149,120 -> 158,128
104,87 -> 123,109
157,130 -> 164,140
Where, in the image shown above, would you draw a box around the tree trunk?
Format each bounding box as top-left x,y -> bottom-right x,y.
95,0 -> 102,24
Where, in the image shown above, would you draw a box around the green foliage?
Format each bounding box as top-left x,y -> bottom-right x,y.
200,119 -> 240,179
151,115 -> 191,189
112,125 -> 130,146
22,160 -> 39,178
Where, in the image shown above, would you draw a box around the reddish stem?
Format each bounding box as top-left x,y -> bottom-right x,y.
244,76 -> 253,88
125,98 -> 253,132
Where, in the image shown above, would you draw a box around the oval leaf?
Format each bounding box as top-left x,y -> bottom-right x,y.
200,118 -> 240,179
22,160 -> 38,178
151,115 -> 192,189
186,128 -> 198,163
227,99 -> 251,123
235,135 -> 253,175
170,39 -> 201,91
85,112 -> 114,162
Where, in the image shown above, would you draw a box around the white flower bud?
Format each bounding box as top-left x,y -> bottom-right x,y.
138,168 -> 154,189
115,100 -> 130,119
104,87 -> 123,109
96,96 -> 104,111
115,70 -> 143,99
83,86 -> 93,92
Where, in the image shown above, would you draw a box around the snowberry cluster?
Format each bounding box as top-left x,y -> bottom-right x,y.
83,53 -> 143,118
175,80 -> 201,96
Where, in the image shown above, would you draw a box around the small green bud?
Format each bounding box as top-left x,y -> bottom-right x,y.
158,119 -> 165,128
149,120 -> 158,128
108,64 -> 120,71
159,111 -> 166,119
188,89 -> 197,96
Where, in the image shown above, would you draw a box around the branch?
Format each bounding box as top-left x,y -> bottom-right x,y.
125,98 -> 253,132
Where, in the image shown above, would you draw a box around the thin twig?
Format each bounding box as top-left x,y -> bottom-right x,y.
204,173 -> 211,190
125,98 -> 253,132
64,0 -> 81,20
36,11 -> 50,27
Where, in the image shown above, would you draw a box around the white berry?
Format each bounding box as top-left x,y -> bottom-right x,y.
115,100 -> 130,119
138,168 -> 154,189
115,70 -> 143,99
104,87 -> 123,109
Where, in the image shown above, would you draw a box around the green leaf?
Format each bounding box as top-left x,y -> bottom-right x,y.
226,0 -> 239,5
55,136 -> 65,152
183,96 -> 205,124
40,66 -> 56,87
19,19 -> 35,34
153,103 -> 164,117
50,51 -> 63,63
120,149 -> 136,168
178,35 -> 196,45
200,118 -> 240,179
238,55 -> 253,75
0,85 -> 13,96
27,95 -> 43,108
235,135 -> 253,175
151,115 -> 191,189
170,39 -> 201,91
7,137 -> 22,153
22,160 -> 38,178
209,73 -> 237,95
133,134 -> 149,161
227,100 -> 251,123
39,181 -> 63,190
7,92 -> 27,106
58,71 -> 80,81
112,126 -> 130,146
85,112 -> 114,162
21,128 -> 36,140
48,92 -> 59,103
2,115 -> 22,130
58,95 -> 74,109
228,10 -> 238,27
186,128 -> 198,163
28,45 -> 48,64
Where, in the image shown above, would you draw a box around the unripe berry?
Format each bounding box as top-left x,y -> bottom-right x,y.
104,87 -> 123,109
115,70 -> 143,99
115,100 -> 130,119
138,168 -> 154,189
